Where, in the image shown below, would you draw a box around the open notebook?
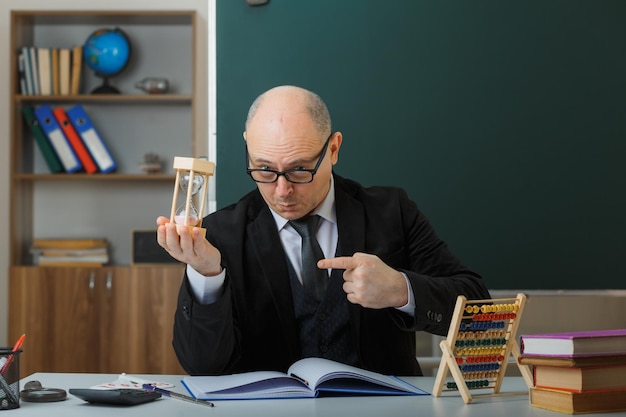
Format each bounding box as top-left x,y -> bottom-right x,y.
182,357 -> 429,400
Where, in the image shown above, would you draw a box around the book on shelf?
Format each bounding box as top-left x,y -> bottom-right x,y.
28,47 -> 40,95
53,106 -> 98,174
529,386 -> 626,414
31,247 -> 108,257
17,49 -> 27,95
37,47 -> 52,95
520,329 -> 626,357
33,104 -> 82,173
31,238 -> 109,266
36,254 -> 109,266
20,47 -> 33,95
70,45 -> 82,95
22,105 -> 64,173
36,253 -> 109,266
66,105 -> 117,173
32,238 -> 108,250
59,48 -> 71,95
181,357 -> 428,401
51,48 -> 59,95
37,261 -> 106,268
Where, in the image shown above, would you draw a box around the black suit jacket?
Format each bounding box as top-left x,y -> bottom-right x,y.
173,174 -> 490,376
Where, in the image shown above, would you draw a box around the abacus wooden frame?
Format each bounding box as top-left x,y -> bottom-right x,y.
432,293 -> 533,404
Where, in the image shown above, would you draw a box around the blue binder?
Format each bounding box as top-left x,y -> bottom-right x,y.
66,105 -> 117,173
33,104 -> 82,173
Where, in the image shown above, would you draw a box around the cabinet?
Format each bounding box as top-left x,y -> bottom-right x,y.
9,266 -> 186,377
8,11 -> 200,376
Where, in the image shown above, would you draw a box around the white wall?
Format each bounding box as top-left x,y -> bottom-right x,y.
0,0 -> 213,346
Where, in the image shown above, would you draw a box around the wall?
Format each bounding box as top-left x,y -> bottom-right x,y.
0,0 -> 210,346
2,0 -> 625,346
215,1 -> 626,290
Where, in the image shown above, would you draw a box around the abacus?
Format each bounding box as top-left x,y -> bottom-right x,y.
432,293 -> 533,404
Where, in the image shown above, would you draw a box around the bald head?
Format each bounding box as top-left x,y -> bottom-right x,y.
245,85 -> 332,139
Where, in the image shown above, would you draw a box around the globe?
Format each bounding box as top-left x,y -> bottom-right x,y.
83,27 -> 131,94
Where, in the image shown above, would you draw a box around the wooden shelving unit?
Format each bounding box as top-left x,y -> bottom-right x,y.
8,10 -> 200,376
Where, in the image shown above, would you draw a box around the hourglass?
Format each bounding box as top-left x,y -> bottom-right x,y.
168,157 -> 215,237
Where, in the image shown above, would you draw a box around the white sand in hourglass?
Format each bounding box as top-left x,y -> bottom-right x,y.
169,157 -> 215,237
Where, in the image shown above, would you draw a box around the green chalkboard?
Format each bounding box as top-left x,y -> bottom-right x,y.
215,1 -> 626,289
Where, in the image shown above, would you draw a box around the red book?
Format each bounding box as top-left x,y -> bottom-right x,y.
52,107 -> 98,174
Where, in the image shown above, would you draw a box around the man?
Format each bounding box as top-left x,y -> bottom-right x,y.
156,85 -> 490,377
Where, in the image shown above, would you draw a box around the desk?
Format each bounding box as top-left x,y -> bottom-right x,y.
10,373 -> 626,417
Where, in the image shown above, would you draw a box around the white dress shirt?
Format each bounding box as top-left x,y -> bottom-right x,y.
187,178 -> 415,315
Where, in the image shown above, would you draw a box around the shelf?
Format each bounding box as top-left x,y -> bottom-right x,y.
13,10 -> 195,25
13,173 -> 176,181
10,9 -> 197,267
15,94 -> 192,104
8,8 -> 196,379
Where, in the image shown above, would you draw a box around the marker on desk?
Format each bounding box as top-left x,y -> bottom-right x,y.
142,384 -> 214,408
0,334 -> 25,375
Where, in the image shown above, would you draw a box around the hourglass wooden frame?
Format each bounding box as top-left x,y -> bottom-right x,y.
432,293 -> 533,404
168,156 -> 215,236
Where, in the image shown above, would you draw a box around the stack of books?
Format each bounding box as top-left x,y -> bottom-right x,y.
30,238 -> 109,267
519,328 -> 626,414
18,45 -> 82,96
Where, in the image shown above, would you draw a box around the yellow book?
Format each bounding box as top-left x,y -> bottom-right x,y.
37,47 -> 51,95
70,45 -> 82,95
530,387 -> 626,414
51,48 -> 59,95
38,261 -> 104,268
59,48 -> 71,95
32,238 -> 108,250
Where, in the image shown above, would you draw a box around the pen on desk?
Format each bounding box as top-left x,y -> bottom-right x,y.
0,334 -> 25,375
289,373 -> 309,386
142,384 -> 215,408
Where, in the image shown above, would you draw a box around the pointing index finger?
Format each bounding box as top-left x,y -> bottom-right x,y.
317,256 -> 358,271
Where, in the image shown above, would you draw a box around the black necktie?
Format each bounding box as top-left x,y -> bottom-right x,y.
289,215 -> 327,301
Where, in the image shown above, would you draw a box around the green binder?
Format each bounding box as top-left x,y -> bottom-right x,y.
22,105 -> 64,173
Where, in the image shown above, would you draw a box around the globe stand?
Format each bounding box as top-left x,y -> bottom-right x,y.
91,77 -> 120,94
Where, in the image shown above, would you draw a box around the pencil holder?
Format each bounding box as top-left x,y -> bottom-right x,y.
0,348 -> 21,410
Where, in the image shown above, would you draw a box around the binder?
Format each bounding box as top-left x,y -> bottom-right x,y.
22,105 -> 64,173
66,105 -> 117,173
33,104 -> 82,173
53,107 -> 98,174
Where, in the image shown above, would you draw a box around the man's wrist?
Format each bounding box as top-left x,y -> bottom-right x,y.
194,264 -> 223,277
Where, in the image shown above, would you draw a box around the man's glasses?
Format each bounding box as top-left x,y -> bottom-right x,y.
246,134 -> 332,184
